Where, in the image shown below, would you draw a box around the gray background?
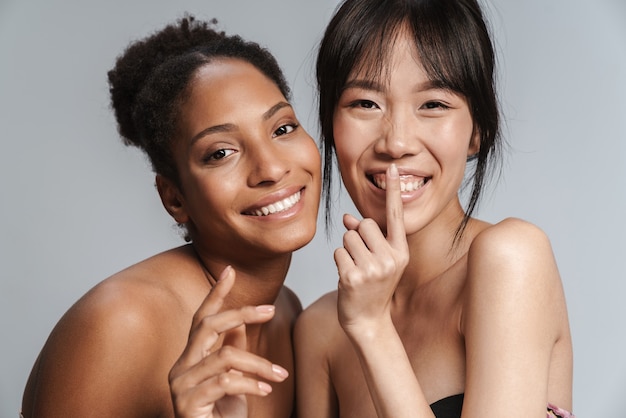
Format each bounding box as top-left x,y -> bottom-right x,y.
1,0 -> 624,416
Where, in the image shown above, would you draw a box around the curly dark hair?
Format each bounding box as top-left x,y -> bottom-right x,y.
107,14 -> 291,186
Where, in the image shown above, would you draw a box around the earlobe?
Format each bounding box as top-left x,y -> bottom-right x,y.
156,174 -> 189,224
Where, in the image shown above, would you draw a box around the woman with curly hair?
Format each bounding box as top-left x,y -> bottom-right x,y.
21,15 -> 320,418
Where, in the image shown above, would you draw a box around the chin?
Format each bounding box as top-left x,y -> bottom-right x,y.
286,225 -> 317,251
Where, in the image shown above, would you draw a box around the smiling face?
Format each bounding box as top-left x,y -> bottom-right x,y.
333,31 -> 478,235
162,58 -> 321,261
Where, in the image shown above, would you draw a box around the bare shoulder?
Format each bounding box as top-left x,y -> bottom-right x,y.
470,217 -> 552,255
77,245 -> 199,325
467,217 -> 558,284
297,291 -> 338,325
279,285 -> 303,315
276,285 -> 304,327
35,247 -> 193,374
461,220 -> 573,409
463,217 -> 566,329
22,246 -> 197,416
294,290 -> 339,345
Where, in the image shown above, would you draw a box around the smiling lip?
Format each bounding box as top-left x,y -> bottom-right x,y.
244,189 -> 303,217
369,173 -> 431,192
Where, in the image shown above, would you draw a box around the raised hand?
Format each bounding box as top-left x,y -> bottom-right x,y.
169,266 -> 289,418
334,163 -> 409,337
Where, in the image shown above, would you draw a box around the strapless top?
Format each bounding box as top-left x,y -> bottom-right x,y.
429,394 -> 575,418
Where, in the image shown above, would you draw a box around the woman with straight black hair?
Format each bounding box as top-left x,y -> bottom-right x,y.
295,0 -> 574,417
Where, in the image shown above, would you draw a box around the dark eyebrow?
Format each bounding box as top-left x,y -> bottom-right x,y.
343,78 -> 447,94
189,101 -> 292,144
343,79 -> 385,93
189,123 -> 236,144
263,101 -> 292,121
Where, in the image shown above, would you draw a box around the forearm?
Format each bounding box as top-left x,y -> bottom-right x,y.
346,319 -> 435,418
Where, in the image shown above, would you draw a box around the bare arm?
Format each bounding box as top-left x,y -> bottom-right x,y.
333,164 -> 435,418
316,164 -> 572,417
461,218 -> 572,416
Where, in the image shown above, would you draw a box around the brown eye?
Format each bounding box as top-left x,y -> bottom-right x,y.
204,148 -> 235,162
350,99 -> 379,109
422,101 -> 449,110
273,123 -> 298,137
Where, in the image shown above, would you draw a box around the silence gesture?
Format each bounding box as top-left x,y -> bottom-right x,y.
334,163 -> 409,336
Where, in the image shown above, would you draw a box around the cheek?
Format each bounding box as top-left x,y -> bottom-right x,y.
435,118 -> 475,163
304,139 -> 322,172
333,117 -> 367,170
189,177 -> 229,216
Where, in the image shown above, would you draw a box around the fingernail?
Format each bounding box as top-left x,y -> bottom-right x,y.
217,265 -> 232,282
258,381 -> 272,395
256,305 -> 275,314
272,364 -> 289,379
389,163 -> 398,177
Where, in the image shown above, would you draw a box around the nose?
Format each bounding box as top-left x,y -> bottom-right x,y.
246,139 -> 290,187
373,107 -> 422,159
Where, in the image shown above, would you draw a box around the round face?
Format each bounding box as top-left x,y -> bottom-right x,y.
333,31 -> 478,236
172,58 -> 321,261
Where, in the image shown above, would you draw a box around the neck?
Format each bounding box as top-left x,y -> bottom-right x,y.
190,243 -> 292,309
394,203 -> 475,299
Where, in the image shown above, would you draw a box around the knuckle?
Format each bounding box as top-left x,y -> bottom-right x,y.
216,345 -> 235,361
381,257 -> 396,272
217,372 -> 232,387
343,229 -> 359,244
342,268 -> 364,285
359,218 -> 378,230
196,315 -> 214,330
363,263 -> 383,278
168,373 -> 187,397
398,253 -> 410,268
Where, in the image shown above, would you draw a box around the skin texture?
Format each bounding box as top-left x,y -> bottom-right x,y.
22,58 -> 321,418
295,31 -> 573,418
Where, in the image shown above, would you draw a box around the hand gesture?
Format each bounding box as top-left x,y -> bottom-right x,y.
169,266 -> 289,418
334,164 -> 409,337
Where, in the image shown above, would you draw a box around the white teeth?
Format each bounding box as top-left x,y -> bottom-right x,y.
251,191 -> 301,216
374,176 -> 425,192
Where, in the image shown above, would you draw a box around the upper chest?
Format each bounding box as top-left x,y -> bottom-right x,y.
329,275 -> 467,416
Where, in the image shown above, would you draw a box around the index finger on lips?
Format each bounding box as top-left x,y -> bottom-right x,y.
386,163 -> 406,248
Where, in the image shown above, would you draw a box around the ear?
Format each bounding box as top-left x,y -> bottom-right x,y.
156,174 -> 189,224
467,127 -> 480,158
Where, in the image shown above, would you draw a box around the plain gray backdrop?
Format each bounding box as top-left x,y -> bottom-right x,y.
1,0 -> 624,416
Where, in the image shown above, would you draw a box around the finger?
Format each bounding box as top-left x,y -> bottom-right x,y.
191,265 -> 236,330
179,305 -> 276,367
223,321 -> 246,351
182,370 -> 276,407
170,347 -> 289,406
204,346 -> 288,383
342,213 -> 361,231
172,370 -> 274,416
334,247 -> 356,281
385,163 -> 406,248
353,218 -> 389,256
341,228 -> 376,267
